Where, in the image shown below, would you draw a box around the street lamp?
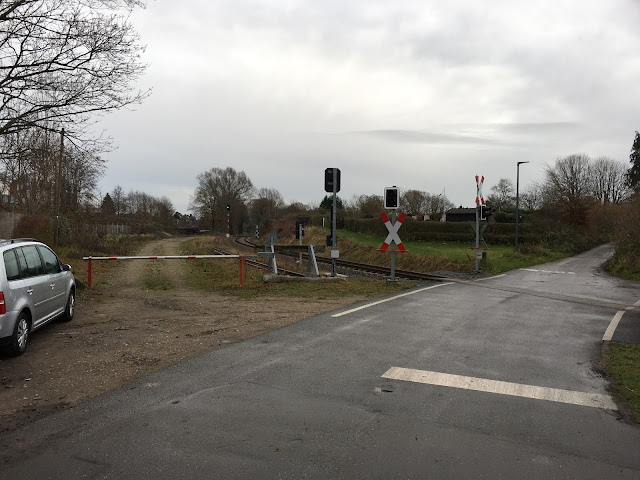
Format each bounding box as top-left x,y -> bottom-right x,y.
515,161 -> 529,252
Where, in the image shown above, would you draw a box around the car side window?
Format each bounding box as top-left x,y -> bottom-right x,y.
18,246 -> 45,277
38,246 -> 61,274
3,249 -> 21,281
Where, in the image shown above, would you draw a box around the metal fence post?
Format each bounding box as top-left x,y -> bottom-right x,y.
240,255 -> 246,287
88,257 -> 92,288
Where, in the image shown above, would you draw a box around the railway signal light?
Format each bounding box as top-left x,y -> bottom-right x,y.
384,186 -> 399,209
324,168 -> 341,193
226,204 -> 231,211
480,205 -> 492,220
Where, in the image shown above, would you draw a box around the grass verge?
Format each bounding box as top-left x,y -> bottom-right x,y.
304,228 -> 570,274
603,342 -> 640,422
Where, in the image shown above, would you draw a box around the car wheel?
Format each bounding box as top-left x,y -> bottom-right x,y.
6,313 -> 30,356
60,290 -> 75,322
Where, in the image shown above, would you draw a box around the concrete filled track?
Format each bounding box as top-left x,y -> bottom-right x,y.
214,242 -> 305,278
234,236 -> 448,282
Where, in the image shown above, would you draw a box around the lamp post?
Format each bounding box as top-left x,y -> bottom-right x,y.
515,161 -> 529,252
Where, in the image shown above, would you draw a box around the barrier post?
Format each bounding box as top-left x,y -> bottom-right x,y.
240,255 -> 246,287
88,257 -> 92,288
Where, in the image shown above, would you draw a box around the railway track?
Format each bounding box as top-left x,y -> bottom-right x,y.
233,236 -> 448,282
212,245 -> 305,278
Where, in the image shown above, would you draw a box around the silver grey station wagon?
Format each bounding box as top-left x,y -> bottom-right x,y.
0,239 -> 75,356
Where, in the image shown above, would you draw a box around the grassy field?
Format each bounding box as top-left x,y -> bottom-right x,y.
603,343 -> 640,422
308,228 -> 570,274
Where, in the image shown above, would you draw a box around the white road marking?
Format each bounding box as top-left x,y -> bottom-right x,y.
382,367 -> 617,410
625,300 -> 640,311
475,274 -> 506,281
603,311 -> 625,341
521,268 -> 576,275
331,283 -> 453,318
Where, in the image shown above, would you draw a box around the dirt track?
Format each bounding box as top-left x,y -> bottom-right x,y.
0,236 -> 362,435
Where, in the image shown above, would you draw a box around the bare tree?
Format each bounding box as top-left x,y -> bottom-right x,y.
487,178 -> 515,211
0,126 -> 104,213
189,167 -> 254,232
350,194 -> 382,218
251,187 -> 284,222
590,156 -> 631,204
0,0 -> 149,137
111,185 -> 125,215
543,154 -> 594,224
519,183 -> 543,211
628,131 -> 640,191
401,189 -> 427,215
424,193 -> 454,219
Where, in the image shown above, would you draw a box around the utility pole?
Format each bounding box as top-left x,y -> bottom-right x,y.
324,168 -> 340,277
474,203 -> 480,272
515,161 -> 529,252
474,175 -> 484,273
331,168 -> 337,277
54,128 -> 64,247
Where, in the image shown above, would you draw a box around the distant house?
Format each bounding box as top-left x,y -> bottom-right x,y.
445,207 -> 476,222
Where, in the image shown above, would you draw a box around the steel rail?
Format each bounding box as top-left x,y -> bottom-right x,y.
233,236 -> 447,282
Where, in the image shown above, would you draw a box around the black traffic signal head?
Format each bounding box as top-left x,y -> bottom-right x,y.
384,186 -> 399,209
226,204 -> 231,211
480,204 -> 492,220
324,168 -> 341,193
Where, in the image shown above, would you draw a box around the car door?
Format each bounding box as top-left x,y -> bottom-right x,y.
16,246 -> 52,327
2,248 -> 28,315
37,245 -> 67,315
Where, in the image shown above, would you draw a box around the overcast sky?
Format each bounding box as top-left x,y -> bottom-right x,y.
98,0 -> 640,213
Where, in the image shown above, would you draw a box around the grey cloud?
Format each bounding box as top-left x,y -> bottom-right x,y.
352,129 -> 503,145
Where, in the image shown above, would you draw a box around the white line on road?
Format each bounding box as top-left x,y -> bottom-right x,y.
331,283 -> 453,318
475,274 -> 506,281
521,268 -> 576,275
626,300 -> 640,311
382,367 -> 617,410
603,311 -> 625,341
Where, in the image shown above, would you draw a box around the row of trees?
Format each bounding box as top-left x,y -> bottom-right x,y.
0,126 -> 105,214
101,187 -> 174,225
487,155 -> 632,216
0,0 -> 149,222
188,167 -> 458,234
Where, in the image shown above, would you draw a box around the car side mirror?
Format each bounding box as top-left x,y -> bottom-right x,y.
62,264 -> 72,272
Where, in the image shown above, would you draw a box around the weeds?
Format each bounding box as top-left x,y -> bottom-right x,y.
603,342 -> 640,422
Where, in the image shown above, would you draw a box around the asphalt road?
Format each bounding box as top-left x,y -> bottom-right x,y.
4,245 -> 640,479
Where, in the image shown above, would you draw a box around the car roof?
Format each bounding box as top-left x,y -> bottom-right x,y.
0,238 -> 41,248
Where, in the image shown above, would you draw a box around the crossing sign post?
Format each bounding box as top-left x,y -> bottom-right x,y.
474,175 -> 485,273
378,190 -> 408,281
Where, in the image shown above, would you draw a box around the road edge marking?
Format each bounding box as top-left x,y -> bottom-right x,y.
331,283 -> 453,318
382,367 -> 617,410
475,274 -> 506,281
602,311 -> 625,341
